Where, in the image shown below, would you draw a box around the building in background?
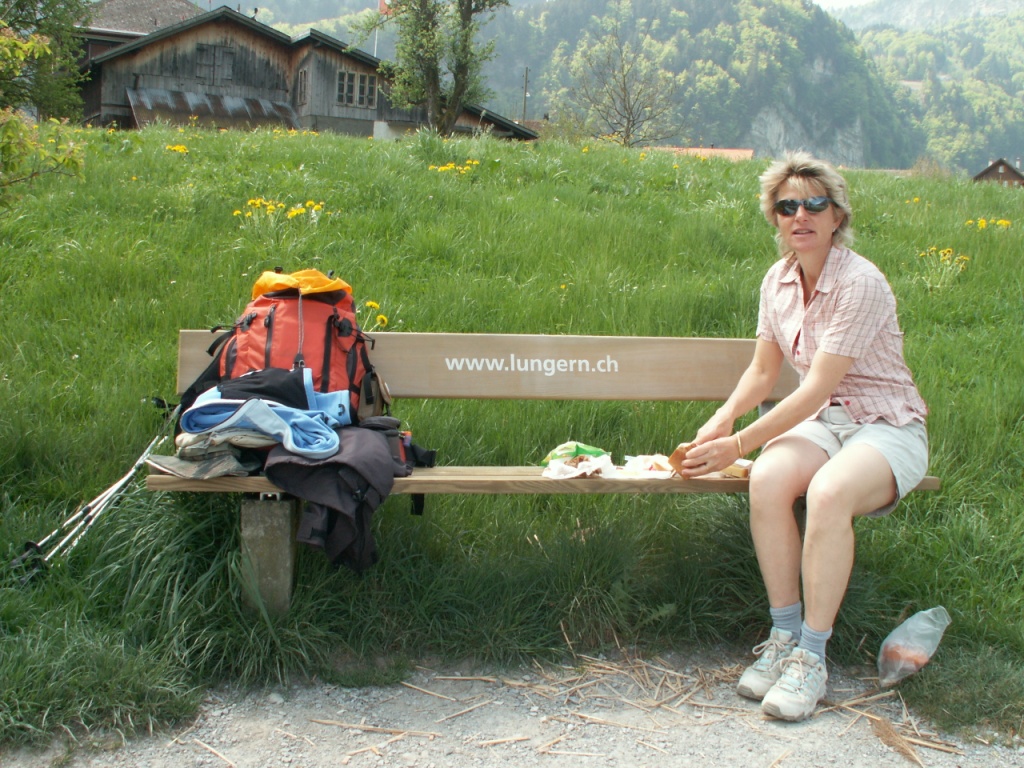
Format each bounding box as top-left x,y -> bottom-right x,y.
972,158 -> 1024,188
77,3 -> 536,140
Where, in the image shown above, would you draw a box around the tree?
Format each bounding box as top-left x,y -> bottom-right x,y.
0,0 -> 90,118
545,1 -> 681,147
1,23 -> 84,209
359,0 -> 508,136
1,21 -> 48,102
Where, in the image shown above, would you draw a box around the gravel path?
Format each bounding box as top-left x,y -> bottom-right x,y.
4,647 -> 1022,768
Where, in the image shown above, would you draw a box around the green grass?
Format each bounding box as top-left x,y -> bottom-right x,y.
1,126 -> 1022,743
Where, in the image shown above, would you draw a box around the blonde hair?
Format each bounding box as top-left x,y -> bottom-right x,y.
759,151 -> 853,255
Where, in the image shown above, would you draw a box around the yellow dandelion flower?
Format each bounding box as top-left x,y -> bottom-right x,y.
978,219 -> 987,229
233,210 -> 242,216
376,314 -> 388,328
365,301 -> 380,310
306,200 -> 315,207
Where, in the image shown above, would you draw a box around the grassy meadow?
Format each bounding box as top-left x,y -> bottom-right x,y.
1,126 -> 1022,744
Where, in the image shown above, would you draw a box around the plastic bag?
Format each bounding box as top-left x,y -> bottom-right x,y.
540,441 -> 609,466
877,606 -> 951,687
619,454 -> 674,477
542,454 -> 615,479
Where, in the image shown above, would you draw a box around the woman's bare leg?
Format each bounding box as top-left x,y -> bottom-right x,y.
801,443 -> 897,631
748,437 -> 828,608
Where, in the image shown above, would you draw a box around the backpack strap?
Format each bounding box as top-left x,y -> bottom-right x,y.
405,442 -> 436,516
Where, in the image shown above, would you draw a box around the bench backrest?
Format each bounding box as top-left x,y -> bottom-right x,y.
176,331 -> 799,401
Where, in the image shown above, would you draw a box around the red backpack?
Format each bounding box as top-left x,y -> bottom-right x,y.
216,269 -> 388,423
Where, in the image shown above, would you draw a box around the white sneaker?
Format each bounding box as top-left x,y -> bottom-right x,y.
761,648 -> 828,721
736,628 -> 797,701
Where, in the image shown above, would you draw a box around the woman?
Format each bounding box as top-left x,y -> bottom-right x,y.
678,152 -> 928,722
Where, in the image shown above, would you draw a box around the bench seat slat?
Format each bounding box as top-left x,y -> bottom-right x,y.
145,467 -> 940,496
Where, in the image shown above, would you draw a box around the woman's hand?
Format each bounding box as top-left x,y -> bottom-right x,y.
679,435 -> 742,478
694,407 -> 735,444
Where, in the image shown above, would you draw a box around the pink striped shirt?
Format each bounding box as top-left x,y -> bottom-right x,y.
757,247 -> 927,426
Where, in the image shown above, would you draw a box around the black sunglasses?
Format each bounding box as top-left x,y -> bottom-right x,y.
773,196 -> 834,216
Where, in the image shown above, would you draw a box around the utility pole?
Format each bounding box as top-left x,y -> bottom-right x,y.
521,66 -> 529,123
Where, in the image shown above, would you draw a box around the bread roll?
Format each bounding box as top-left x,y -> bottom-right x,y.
668,442 -> 695,476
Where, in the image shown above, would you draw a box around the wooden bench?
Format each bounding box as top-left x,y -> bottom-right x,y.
147,331 -> 940,614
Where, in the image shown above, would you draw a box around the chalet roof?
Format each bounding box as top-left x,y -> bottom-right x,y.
462,105 -> 537,140
88,0 -> 204,34
128,87 -> 298,130
295,29 -> 386,71
90,6 -> 290,64
972,158 -> 1024,183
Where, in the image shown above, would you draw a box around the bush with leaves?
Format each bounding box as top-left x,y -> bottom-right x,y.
0,24 -> 84,209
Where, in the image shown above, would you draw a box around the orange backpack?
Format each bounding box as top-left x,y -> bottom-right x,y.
216,269 -> 388,424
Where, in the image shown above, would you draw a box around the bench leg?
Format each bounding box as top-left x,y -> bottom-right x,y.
240,497 -> 300,617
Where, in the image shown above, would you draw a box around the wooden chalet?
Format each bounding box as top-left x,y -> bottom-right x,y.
972,158 -> 1024,188
77,4 -> 536,140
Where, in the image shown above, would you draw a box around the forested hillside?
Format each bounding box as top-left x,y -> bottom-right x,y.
485,0 -> 920,168
834,0 -> 1024,31
858,15 -> 1024,172
260,0 -> 1024,172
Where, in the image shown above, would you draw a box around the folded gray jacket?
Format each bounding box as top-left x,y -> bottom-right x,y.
264,427 -> 395,572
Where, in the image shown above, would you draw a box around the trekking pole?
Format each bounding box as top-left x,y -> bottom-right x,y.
8,498 -> 108,577
12,501 -> 96,564
9,405 -> 180,581
48,428 -> 171,562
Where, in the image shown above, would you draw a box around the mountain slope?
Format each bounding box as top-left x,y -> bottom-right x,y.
834,0 -> 1024,30
858,13 -> 1024,171
483,0 -> 921,167
255,0 -> 1021,170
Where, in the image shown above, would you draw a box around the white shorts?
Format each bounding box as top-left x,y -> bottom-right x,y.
777,406 -> 929,517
